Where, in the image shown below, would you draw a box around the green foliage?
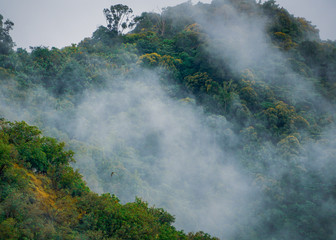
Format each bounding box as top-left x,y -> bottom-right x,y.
0,14 -> 14,55
0,120 -> 217,239
133,12 -> 162,34
17,140 -> 48,172
55,59 -> 90,94
0,1 -> 336,239
0,218 -> 19,239
0,138 -> 12,174
42,137 -> 73,166
0,121 -> 75,173
262,0 -> 319,49
184,72 -> 216,95
137,52 -> 182,75
187,231 -> 219,240
30,47 -> 65,83
277,134 -> 301,159
91,26 -> 119,46
3,121 -> 42,146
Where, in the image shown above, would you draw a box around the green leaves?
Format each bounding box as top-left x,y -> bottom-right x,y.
0,139 -> 12,174
17,141 -> 48,172
0,120 -> 218,239
0,14 -> 14,55
0,121 -> 74,173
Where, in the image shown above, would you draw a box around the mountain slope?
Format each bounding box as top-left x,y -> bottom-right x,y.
0,0 -> 336,239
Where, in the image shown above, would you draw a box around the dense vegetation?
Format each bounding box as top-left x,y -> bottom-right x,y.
1,0 -> 336,239
0,120 -> 217,239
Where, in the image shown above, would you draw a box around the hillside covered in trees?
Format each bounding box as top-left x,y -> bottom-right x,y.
0,120 -> 217,239
1,0 -> 336,239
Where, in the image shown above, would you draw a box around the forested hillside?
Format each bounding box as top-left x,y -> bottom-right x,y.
1,0 -> 336,239
0,120 -> 217,239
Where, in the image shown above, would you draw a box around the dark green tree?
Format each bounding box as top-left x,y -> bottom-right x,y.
0,14 -> 14,55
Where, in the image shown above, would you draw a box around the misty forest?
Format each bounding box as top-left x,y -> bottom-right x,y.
1,0 -> 336,239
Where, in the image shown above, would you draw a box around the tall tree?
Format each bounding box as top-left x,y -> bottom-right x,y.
103,4 -> 137,35
0,14 -> 14,55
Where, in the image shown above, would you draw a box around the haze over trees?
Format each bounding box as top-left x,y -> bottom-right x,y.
1,0 -> 336,239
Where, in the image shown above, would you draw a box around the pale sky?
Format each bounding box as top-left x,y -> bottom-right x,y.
1,0 -> 335,50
